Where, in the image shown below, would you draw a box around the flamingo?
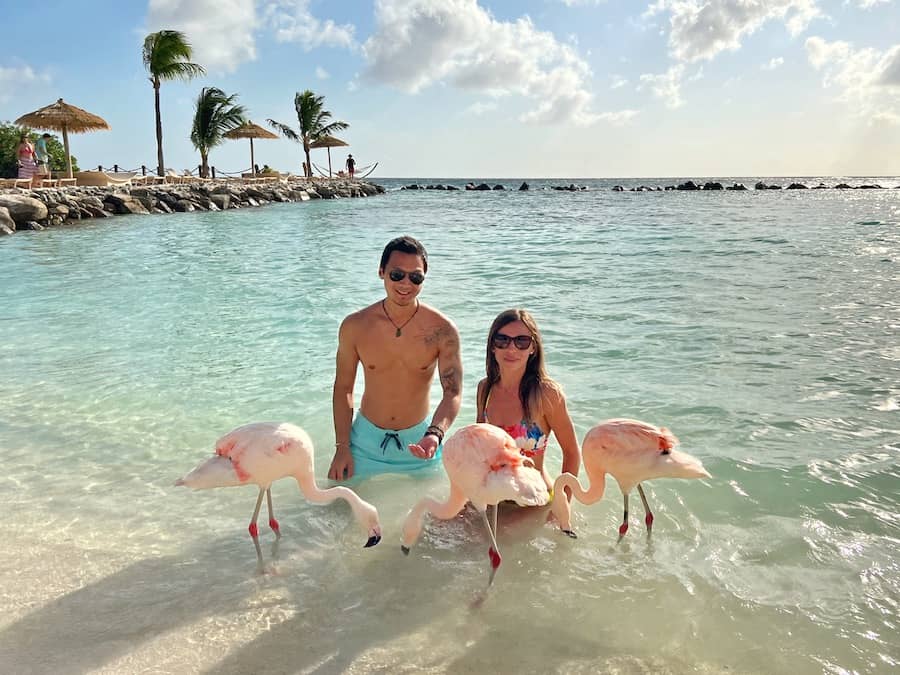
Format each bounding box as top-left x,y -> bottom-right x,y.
551,419 -> 710,540
400,423 -> 549,585
176,422 -> 382,563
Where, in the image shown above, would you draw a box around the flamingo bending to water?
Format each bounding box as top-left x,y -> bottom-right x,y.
401,423 -> 549,585
176,422 -> 382,563
551,419 -> 710,540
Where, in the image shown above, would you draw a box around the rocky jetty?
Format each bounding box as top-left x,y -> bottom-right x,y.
0,178 -> 384,235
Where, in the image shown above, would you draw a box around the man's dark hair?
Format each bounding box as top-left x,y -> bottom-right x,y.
380,236 -> 428,273
41,133 -> 51,139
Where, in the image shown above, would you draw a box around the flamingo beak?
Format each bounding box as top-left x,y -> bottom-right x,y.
401,545 -> 411,555
365,533 -> 382,548
562,529 -> 577,539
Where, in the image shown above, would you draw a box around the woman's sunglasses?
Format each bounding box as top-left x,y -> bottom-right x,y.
492,333 -> 534,350
388,269 -> 425,285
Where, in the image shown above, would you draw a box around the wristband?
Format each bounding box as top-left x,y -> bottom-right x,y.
425,425 -> 445,444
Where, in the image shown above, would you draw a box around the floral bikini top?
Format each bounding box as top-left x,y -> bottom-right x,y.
483,390 -> 549,458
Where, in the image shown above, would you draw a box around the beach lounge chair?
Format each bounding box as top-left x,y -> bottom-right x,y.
75,171 -> 134,187
0,178 -> 34,189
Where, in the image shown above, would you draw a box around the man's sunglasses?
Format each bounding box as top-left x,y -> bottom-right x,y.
492,333 -> 534,350
388,269 -> 425,285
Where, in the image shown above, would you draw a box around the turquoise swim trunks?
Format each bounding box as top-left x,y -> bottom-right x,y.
350,412 -> 443,478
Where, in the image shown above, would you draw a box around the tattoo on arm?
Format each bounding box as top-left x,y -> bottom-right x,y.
440,366 -> 461,396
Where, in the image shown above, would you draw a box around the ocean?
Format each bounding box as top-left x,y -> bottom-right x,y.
1,177 -> 898,674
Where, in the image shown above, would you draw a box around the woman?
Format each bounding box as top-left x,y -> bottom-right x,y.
476,308 -> 580,496
15,134 -> 39,186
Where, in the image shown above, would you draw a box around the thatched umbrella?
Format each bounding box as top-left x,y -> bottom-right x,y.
224,121 -> 278,176
14,98 -> 109,178
309,135 -> 349,177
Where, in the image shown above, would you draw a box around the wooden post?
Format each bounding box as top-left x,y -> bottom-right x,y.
250,137 -> 256,176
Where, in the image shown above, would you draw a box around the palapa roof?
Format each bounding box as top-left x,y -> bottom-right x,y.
15,98 -> 109,133
309,134 -> 349,149
224,121 -> 278,140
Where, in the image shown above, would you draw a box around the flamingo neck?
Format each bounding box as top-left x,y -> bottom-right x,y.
553,470 -> 606,506
402,496 -> 454,548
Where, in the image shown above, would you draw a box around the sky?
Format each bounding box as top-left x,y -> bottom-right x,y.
1,0 -> 899,178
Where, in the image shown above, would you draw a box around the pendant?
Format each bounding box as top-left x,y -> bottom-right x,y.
396,328 -> 402,337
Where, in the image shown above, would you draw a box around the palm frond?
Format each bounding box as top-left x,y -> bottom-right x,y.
143,30 -> 205,81
191,87 -> 247,153
266,119 -> 300,143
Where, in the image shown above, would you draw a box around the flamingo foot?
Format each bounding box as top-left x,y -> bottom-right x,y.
269,518 -> 281,538
364,534 -> 382,548
617,521 -> 629,542
562,529 -> 578,539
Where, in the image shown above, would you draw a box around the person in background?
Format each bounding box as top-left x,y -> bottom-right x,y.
328,236 -> 462,480
476,308 -> 580,497
34,133 -> 51,182
346,154 -> 356,179
15,133 -> 39,187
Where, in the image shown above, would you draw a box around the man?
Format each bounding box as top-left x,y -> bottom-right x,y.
345,154 -> 356,179
328,236 -> 462,480
34,133 -> 51,182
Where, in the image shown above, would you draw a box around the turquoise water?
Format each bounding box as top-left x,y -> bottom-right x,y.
1,179 -> 898,673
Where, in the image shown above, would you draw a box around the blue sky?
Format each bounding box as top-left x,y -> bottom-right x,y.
2,0 -> 898,177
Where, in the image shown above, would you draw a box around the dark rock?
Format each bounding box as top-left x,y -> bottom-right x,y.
858,184 -> 882,189
726,183 -> 747,190
492,184 -> 505,190
519,182 -> 529,191
677,181 -> 699,190
703,182 -> 723,190
475,183 -> 491,191
834,183 -> 852,189
446,185 -> 459,191
104,193 -> 150,215
0,206 -> 15,233
786,183 -> 808,189
755,181 -> 768,190
173,200 -> 195,212
209,194 -> 230,210
612,185 -> 624,191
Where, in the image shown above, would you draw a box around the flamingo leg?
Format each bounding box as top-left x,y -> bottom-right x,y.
481,506 -> 502,587
266,488 -> 281,539
249,488 -> 265,564
636,483 -> 654,536
617,493 -> 629,542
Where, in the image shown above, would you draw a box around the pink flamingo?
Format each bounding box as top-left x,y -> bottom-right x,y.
400,423 -> 549,585
551,419 -> 710,540
176,422 -> 382,563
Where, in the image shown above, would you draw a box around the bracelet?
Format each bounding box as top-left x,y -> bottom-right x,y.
335,441 -> 349,449
425,425 -> 445,444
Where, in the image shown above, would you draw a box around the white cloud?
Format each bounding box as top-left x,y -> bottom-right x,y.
645,0 -> 822,63
316,66 -> 330,79
465,101 -> 498,115
597,109 -> 640,125
362,0 -> 602,126
806,36 -> 900,123
610,75 -> 628,89
0,64 -> 51,103
855,0 -> 890,8
639,64 -> 686,108
264,0 -> 356,50
147,0 -> 258,73
762,56 -> 785,70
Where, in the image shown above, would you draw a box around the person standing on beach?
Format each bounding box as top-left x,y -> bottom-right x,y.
34,133 -> 51,181
346,154 -> 355,179
15,134 -> 39,186
476,309 -> 580,496
328,236 -> 462,480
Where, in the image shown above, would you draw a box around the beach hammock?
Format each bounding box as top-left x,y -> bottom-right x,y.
312,161 -> 378,179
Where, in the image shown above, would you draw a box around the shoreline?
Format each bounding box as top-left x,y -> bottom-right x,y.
0,177 -> 385,235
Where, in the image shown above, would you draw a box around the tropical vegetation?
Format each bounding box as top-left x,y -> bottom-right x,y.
190,88 -> 246,178
143,30 -> 205,176
267,91 -> 348,178
0,123 -> 78,178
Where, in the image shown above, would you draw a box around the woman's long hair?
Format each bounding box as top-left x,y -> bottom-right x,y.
480,308 -> 557,421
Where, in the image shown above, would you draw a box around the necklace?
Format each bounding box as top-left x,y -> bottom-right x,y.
382,299 -> 419,337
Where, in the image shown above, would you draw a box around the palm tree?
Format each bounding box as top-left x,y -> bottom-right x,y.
191,88 -> 246,178
267,91 -> 348,178
143,30 -> 205,176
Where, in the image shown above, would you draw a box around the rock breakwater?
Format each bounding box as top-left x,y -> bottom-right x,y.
0,178 -> 384,235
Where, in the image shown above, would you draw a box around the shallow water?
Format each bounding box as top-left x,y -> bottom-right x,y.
1,178 -> 898,674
